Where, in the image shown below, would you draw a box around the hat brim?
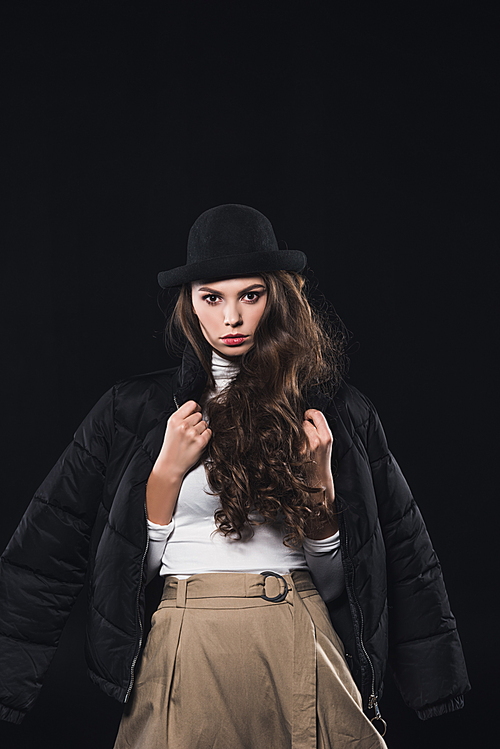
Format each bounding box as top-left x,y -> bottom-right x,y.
157,250 -> 307,288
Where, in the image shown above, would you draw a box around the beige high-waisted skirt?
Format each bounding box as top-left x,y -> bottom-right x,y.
113,571 -> 387,749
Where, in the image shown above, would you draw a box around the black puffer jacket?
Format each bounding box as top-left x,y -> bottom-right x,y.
0,344 -> 470,725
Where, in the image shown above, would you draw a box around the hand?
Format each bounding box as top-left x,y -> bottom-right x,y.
302,409 -> 335,497
146,401 -> 212,525
302,409 -> 338,539
156,400 -> 212,480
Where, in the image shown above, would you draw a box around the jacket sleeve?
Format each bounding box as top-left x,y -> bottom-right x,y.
363,394 -> 470,720
0,387 -> 115,725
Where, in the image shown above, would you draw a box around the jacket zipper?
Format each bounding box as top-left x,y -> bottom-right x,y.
124,499 -> 150,703
356,592 -> 386,735
338,506 -> 386,734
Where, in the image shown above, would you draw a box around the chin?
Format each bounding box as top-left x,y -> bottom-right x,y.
213,342 -> 252,358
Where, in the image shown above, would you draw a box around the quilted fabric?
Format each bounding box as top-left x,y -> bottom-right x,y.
0,343 -> 470,724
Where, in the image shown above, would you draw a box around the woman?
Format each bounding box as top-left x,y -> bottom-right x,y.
0,205 -> 469,747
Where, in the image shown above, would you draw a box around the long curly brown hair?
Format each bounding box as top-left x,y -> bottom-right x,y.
166,271 -> 347,547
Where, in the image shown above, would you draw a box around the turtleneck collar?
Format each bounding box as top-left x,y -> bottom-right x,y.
211,350 -> 240,393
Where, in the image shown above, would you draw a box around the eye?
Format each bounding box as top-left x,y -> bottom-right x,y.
243,292 -> 261,303
202,294 -> 221,305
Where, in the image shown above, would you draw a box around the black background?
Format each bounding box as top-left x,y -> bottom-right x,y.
1,1 -> 497,747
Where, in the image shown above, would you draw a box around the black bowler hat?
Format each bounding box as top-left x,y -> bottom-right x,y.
157,204 -> 307,288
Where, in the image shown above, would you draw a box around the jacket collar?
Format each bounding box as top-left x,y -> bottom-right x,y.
172,340 -> 330,413
172,340 -> 210,408
304,384 -> 331,412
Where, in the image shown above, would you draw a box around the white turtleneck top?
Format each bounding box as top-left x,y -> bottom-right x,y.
146,351 -> 344,602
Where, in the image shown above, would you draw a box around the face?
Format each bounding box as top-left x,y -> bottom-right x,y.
191,276 -> 268,357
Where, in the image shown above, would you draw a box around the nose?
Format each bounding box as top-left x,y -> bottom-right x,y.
224,302 -> 243,327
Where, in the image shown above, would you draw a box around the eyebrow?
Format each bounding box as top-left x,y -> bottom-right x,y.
196,283 -> 267,295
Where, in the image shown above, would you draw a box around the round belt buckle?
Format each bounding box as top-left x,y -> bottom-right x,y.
370,716 -> 387,737
260,571 -> 289,602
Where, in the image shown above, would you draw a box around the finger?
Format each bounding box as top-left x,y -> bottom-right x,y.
304,409 -> 332,443
193,419 -> 209,434
304,408 -> 318,426
302,420 -> 319,453
184,411 -> 204,427
302,419 -> 317,441
200,427 -> 212,445
177,400 -> 202,416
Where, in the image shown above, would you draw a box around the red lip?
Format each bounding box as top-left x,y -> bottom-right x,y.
221,334 -> 248,339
